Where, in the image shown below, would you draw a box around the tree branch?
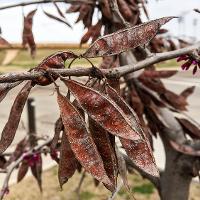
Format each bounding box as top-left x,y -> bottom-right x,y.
0,43 -> 199,84
109,0 -> 129,26
0,0 -> 95,11
0,138 -> 51,200
122,153 -> 160,189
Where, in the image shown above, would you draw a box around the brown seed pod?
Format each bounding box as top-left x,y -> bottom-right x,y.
56,88 -> 112,187
117,0 -> 134,21
89,117 -> 117,191
51,118 -> 63,150
0,156 -> 6,169
170,141 -> 200,156
140,70 -> 177,79
160,89 -> 188,110
106,85 -> 159,177
34,51 -> 77,86
5,137 -> 28,167
80,20 -> 102,45
17,161 -> 29,182
30,153 -> 43,192
0,81 -> 33,154
66,5 -> 81,13
22,9 -> 37,58
180,86 -> 195,99
63,79 -> 141,141
83,17 -> 176,58
58,131 -> 77,188
43,10 -> 72,28
177,118 -> 200,139
100,0 -> 113,20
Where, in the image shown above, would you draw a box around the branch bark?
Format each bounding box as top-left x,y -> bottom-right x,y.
0,0 -> 95,11
0,43 -> 200,84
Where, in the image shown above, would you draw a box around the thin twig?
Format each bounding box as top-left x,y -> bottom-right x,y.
0,138 -> 51,200
0,0 -> 95,11
108,180 -> 123,200
109,0 -> 129,27
75,171 -> 86,200
0,42 -> 199,84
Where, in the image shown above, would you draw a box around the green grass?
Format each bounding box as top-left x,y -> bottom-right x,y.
80,191 -> 96,200
10,49 -> 101,68
132,183 -> 154,195
0,48 -> 180,73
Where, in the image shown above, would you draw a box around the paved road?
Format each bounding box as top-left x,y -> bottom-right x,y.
0,71 -> 200,186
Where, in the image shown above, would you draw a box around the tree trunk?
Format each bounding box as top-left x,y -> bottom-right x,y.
160,135 -> 195,200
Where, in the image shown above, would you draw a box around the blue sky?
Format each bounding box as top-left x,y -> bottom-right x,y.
0,0 -> 200,43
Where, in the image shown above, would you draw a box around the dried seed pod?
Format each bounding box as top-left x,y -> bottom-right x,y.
56,89 -> 112,187
138,76 -> 166,95
66,5 -> 81,13
100,0 -> 112,20
0,156 -> 6,169
34,51 -> 77,86
89,117 -> 117,191
22,9 -> 37,58
180,86 -> 195,99
106,85 -> 159,177
5,137 -> 28,167
117,0 -> 133,21
177,118 -> 200,139
75,4 -> 94,28
141,70 -> 177,79
170,141 -> 200,156
58,131 -> 77,188
53,2 -> 66,18
17,161 -> 29,182
63,79 -> 141,141
51,118 -> 63,150
0,81 -> 33,154
43,10 -> 72,28
30,153 -> 43,192
83,17 -> 176,58
160,89 -> 188,110
80,20 -> 102,45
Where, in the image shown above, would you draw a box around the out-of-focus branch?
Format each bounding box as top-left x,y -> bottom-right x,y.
0,42 -> 200,84
0,0 -> 95,11
0,138 -> 51,200
194,9 -> 200,14
109,0 -> 129,26
122,153 -> 160,189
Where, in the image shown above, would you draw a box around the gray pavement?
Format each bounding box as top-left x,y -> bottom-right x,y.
0,71 -> 200,187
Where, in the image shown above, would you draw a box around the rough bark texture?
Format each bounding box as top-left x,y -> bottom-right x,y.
160,134 -> 195,200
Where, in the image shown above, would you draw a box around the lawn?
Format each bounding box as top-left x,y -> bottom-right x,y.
0,48 -> 101,73
4,166 -> 200,200
0,48 -> 179,74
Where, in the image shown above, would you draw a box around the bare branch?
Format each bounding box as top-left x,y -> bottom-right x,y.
109,0 -> 129,26
0,0 -> 95,11
0,138 -> 51,200
0,43 -> 199,84
74,171 -> 86,200
108,180 -> 123,200
122,154 -> 160,189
